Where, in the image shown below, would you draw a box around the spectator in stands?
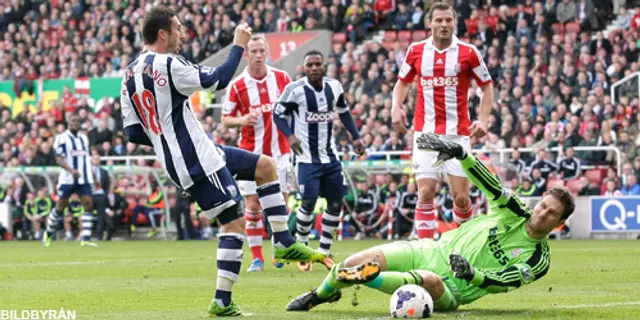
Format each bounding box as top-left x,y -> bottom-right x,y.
621,174 -> 640,195
576,0 -> 599,31
557,147 -> 582,181
105,185 -> 127,241
517,177 -> 539,197
617,131 -> 638,162
578,175 -> 601,195
92,155 -> 110,241
393,181 -> 417,239
531,168 -> 547,195
603,178 -> 623,196
529,149 -> 559,181
393,3 -> 411,31
556,0 -> 577,24
130,181 -> 165,239
349,181 -> 380,240
382,131 -> 405,159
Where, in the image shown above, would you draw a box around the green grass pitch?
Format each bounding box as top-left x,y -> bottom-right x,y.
1,239 -> 639,319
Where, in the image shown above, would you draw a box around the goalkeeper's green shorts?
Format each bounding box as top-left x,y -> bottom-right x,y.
379,239 -> 462,311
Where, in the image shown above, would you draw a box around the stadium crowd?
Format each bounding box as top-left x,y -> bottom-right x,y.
2,0 -> 640,240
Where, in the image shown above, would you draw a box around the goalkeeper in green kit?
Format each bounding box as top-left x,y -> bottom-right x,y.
286,133 -> 575,312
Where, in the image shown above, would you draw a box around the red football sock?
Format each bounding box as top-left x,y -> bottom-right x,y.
415,203 -> 436,239
245,210 -> 264,262
453,201 -> 473,225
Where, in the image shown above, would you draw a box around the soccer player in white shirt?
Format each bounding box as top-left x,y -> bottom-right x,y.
120,7 -> 325,316
42,114 -> 98,247
222,34 -> 292,272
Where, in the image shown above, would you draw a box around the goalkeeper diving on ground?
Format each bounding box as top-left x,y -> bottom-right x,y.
286,132 -> 575,312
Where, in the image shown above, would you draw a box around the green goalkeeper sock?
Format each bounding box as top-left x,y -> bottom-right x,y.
316,263 -> 352,299
363,271 -> 424,294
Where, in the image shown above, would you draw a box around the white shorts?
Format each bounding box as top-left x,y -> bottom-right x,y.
412,134 -> 471,181
238,153 -> 291,196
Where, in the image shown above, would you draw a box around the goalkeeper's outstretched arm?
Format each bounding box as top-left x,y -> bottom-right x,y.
459,154 -> 532,218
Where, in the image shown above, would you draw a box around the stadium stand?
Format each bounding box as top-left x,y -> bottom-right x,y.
1,0 -> 640,240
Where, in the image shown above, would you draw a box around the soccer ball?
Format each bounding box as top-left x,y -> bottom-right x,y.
389,284 -> 434,318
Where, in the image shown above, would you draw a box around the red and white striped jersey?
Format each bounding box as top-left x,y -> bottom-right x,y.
223,66 -> 291,156
398,36 -> 492,136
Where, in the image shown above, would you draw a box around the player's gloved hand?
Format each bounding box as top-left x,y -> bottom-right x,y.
352,139 -> 366,156
288,135 -> 303,155
415,133 -> 467,166
449,253 -> 474,282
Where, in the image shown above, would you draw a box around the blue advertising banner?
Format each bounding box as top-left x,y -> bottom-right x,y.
591,197 -> 640,232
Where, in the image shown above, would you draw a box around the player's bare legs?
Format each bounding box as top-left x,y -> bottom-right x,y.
287,246 -> 451,311
252,155 -> 327,265
78,194 -> 97,246
448,174 -> 473,224
415,178 -> 438,239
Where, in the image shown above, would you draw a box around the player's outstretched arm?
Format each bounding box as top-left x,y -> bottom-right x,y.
172,24 -> 251,96
450,243 -> 550,293
417,133 -> 532,218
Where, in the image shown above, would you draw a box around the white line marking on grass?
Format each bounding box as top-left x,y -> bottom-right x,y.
554,301 -> 640,309
0,257 -> 213,268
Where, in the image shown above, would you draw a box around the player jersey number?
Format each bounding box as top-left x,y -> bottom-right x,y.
132,89 -> 162,135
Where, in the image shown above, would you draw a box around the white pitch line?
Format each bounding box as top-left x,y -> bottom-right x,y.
0,257 -> 212,268
554,301 -> 640,309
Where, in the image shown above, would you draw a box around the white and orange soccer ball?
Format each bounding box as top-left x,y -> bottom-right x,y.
390,284 -> 434,318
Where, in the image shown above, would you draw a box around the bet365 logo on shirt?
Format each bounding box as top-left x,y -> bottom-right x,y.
250,103 -> 274,114
421,76 -> 459,87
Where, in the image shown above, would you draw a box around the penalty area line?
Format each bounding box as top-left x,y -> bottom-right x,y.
553,301 -> 640,309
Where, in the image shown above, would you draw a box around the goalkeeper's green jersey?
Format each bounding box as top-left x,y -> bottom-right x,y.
437,154 -> 550,304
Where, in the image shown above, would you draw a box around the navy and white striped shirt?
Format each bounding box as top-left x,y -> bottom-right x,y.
54,130 -> 94,186
274,76 -> 348,164
120,49 -> 239,189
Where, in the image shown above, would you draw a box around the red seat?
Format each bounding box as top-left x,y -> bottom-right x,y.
547,179 -> 565,189
412,30 -> 427,41
566,179 -> 582,194
398,30 -> 411,41
551,23 -> 564,35
332,32 -> 347,44
382,39 -> 395,51
586,170 -> 603,186
384,30 -> 397,41
565,22 -> 580,34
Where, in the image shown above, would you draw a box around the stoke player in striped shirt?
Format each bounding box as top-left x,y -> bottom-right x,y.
222,34 -> 292,272
391,2 -> 494,239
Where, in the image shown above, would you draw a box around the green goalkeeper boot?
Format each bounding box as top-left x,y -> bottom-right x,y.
208,300 -> 243,317
273,242 -> 327,263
